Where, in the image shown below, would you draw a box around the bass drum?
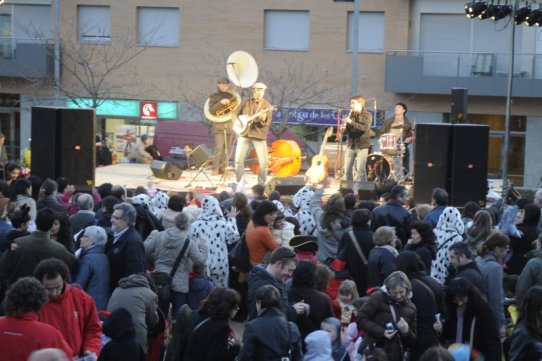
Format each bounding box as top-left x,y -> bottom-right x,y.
366,153 -> 393,181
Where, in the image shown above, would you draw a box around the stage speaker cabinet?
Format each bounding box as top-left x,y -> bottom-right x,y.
31,107 -> 95,191
190,144 -> 213,167
413,124 -> 452,204
151,160 -> 182,180
265,176 -> 306,195
451,88 -> 468,123
340,181 -> 377,200
449,124 -> 489,207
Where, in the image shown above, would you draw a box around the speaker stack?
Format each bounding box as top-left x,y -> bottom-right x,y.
265,176 -> 306,195
31,107 -> 95,191
413,123 -> 489,207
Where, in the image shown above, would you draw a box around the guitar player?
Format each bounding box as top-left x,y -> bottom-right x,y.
341,95 -> 372,185
232,82 -> 274,185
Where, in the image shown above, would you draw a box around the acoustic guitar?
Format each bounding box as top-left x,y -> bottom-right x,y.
305,127 -> 333,185
232,106 -> 276,136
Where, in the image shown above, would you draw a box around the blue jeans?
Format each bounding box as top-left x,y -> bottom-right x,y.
235,136 -> 268,185
159,290 -> 187,323
343,147 -> 369,181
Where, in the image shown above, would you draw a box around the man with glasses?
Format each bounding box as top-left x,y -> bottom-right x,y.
247,247 -> 308,321
372,185 -> 413,246
33,258 -> 101,360
106,202 -> 145,292
0,208 -> 77,286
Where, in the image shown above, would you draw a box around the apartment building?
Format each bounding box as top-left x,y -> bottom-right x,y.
1,0 -> 541,186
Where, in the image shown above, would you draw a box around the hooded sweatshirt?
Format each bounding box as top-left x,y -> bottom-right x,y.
100,308 -> 145,361
303,330 -> 333,361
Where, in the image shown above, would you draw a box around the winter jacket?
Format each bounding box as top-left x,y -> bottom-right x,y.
99,308 -> 145,361
337,224 -> 374,295
287,286 -> 334,340
246,221 -> 279,265
507,223 -> 541,275
372,200 -> 413,246
36,195 -> 69,215
0,311 -> 73,361
366,245 -> 398,289
357,288 -> 417,361
187,196 -> 239,287
187,274 -> 215,310
508,325 -> 542,361
107,274 -> 159,354
238,307 -> 303,361
515,248 -> 542,305
303,330 -> 333,361
476,252 -> 505,328
106,226 -> 145,292
403,242 -> 436,274
247,265 -> 297,321
185,317 -> 240,361
144,227 -> 208,293
272,220 -> 296,248
425,205 -> 446,229
39,284 -> 102,358
445,261 -> 486,295
74,244 -> 111,310
159,208 -> 182,229
311,189 -> 350,263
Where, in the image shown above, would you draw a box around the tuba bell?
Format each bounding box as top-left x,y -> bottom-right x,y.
204,90 -> 241,123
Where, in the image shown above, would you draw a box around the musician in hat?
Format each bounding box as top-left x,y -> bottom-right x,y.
208,77 -> 235,175
289,235 -> 318,263
381,103 -> 413,173
232,82 -> 274,185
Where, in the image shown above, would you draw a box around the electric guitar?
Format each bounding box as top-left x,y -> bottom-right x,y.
232,106 -> 276,136
305,127 -> 334,185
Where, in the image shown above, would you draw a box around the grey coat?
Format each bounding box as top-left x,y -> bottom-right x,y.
144,227 -> 208,293
515,249 -> 542,305
476,252 -> 505,328
107,274 -> 159,354
311,189 -> 350,263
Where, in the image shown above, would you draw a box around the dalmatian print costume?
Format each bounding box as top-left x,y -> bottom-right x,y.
150,191 -> 169,218
187,196 -> 239,287
293,186 -> 317,236
430,207 -> 466,283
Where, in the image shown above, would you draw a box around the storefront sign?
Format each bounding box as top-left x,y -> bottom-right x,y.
140,101 -> 158,120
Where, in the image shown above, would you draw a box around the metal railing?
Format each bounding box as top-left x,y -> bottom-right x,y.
0,36 -> 51,60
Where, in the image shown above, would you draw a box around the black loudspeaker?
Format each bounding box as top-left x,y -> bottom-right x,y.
339,181 -> 377,200
413,124 -> 452,204
190,144 -> 213,167
150,160 -> 182,180
449,124 -> 489,207
31,107 -> 95,191
265,176 -> 306,195
451,87 -> 468,123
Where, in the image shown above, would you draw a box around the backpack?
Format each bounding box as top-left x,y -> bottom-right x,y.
228,233 -> 251,273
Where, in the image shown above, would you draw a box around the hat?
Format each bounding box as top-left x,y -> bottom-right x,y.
140,134 -> 149,142
217,77 -> 230,84
252,82 -> 267,89
289,235 -> 318,253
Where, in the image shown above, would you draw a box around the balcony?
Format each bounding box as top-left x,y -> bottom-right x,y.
0,37 -> 54,78
385,50 -> 542,98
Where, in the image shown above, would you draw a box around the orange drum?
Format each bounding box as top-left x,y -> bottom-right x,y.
248,140 -> 302,177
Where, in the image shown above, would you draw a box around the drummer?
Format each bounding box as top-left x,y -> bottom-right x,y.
381,102 -> 413,172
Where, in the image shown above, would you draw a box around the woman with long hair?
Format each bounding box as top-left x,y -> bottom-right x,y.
232,192 -> 251,236
49,212 -> 74,253
184,287 -> 241,361
404,220 -> 436,273
465,210 -> 493,255
245,200 -> 279,266
311,190 -> 351,263
507,203 -> 541,275
8,178 -> 37,222
508,285 -> 542,361
441,278 -> 501,361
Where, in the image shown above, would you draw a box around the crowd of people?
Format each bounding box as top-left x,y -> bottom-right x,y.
0,174 -> 541,361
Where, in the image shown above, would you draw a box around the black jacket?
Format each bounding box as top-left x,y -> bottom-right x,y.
372,201 -> 413,246
185,317 -> 240,361
403,243 -> 436,274
287,287 -> 334,340
337,224 -> 374,295
106,227 -> 145,292
507,223 -> 541,275
445,261 -> 485,295
508,325 -> 542,361
99,308 -> 145,361
237,307 -> 302,361
367,246 -> 397,289
247,265 -> 297,321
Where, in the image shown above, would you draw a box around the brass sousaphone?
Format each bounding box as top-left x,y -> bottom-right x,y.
203,51 -> 259,123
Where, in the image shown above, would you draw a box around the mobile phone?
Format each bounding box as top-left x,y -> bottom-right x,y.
386,322 -> 394,331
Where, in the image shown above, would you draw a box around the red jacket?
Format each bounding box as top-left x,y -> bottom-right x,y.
39,283 -> 102,357
0,311 -> 73,361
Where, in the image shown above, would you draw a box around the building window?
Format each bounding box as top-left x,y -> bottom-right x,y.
0,14 -> 12,59
78,5 -> 111,44
137,7 -> 179,47
264,10 -> 310,51
346,11 -> 385,53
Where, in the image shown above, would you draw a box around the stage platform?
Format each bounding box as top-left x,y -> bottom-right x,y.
95,163 -> 342,196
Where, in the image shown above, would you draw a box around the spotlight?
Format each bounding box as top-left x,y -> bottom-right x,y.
526,8 -> 542,26
465,1 -> 488,19
489,4 -> 513,21
515,6 -> 531,24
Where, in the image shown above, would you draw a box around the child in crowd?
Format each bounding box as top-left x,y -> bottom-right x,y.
99,308 -> 145,361
321,317 -> 348,361
344,297 -> 368,361
187,263 -> 215,310
332,280 -> 359,330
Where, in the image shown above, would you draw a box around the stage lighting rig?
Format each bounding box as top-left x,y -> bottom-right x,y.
514,5 -> 532,24
526,7 -> 542,26
465,1 -> 489,18
489,3 -> 513,20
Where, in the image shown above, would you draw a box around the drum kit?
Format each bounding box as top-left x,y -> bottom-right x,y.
366,132 -> 408,184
